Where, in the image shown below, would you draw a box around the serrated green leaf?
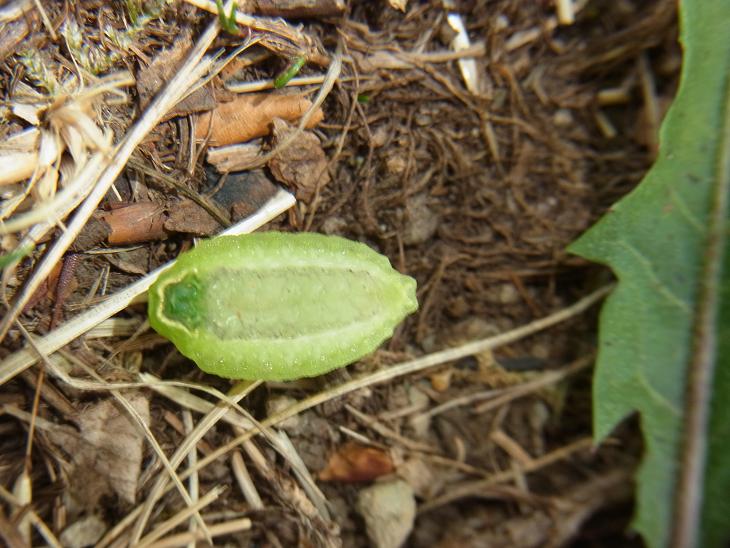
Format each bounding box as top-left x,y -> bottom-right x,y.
568,1 -> 730,546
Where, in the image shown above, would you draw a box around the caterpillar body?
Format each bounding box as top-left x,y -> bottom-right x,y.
148,232 -> 418,380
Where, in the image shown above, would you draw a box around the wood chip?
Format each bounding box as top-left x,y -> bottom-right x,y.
319,442 -> 395,482
195,93 -> 324,146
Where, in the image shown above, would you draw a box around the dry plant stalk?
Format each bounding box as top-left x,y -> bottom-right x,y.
206,141 -> 262,172
184,0 -> 320,61
195,93 -> 324,146
0,72 -> 134,232
103,285 -> 614,545
0,128 -> 40,187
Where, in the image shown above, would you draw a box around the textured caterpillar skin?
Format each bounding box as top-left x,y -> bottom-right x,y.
148,232 -> 418,380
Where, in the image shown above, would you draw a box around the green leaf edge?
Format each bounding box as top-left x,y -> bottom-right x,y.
568,1 -> 730,546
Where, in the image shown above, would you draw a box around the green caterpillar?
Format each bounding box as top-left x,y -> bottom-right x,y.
148,232 -> 418,380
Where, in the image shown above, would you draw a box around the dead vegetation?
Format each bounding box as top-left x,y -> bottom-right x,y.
0,0 -> 677,546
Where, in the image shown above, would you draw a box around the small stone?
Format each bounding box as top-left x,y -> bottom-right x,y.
321,216 -> 348,235
553,108 -> 573,127
60,514 -> 106,548
403,193 -> 439,245
265,395 -> 301,432
385,153 -> 407,176
357,479 -> 416,548
497,283 -> 520,304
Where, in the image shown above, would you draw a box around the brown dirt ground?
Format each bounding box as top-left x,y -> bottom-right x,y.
0,0 -> 679,546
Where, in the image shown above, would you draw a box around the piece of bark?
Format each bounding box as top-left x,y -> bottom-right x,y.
72,215 -> 112,251
195,93 -> 324,146
209,169 -> 280,221
164,198 -> 220,236
268,118 -> 330,202
238,0 -> 346,17
207,141 -> 263,173
99,202 -> 169,245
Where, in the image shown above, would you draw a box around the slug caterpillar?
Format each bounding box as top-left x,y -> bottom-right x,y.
148,232 -> 418,380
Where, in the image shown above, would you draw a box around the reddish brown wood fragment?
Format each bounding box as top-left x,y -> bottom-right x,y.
195,93 -> 324,146
99,202 -> 169,245
319,442 -> 395,483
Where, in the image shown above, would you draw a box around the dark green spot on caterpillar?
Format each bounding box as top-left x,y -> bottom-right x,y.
162,273 -> 205,330
148,232 -> 418,380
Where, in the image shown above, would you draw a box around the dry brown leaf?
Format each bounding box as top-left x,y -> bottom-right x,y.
136,32 -> 216,117
318,442 -> 395,482
46,393 -> 149,509
163,198 -> 220,236
195,93 -> 324,146
268,118 -> 330,202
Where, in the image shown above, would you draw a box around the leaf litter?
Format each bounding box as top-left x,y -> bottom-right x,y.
0,0 -> 679,546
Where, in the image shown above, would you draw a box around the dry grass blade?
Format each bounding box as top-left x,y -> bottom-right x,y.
145,518 -> 252,548
136,486 -> 225,548
417,438 -> 595,513
152,285 -> 614,492
182,410 -> 200,545
0,71 -> 134,219
129,381 -> 259,545
0,0 -> 32,23
0,151 -> 106,234
184,0 -> 308,51
231,450 -> 263,509
95,285 -> 612,545
412,354 -> 594,419
275,430 -> 332,519
0,128 -> 39,187
139,373 -> 256,429
143,374 -> 329,519
14,324 -> 215,545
